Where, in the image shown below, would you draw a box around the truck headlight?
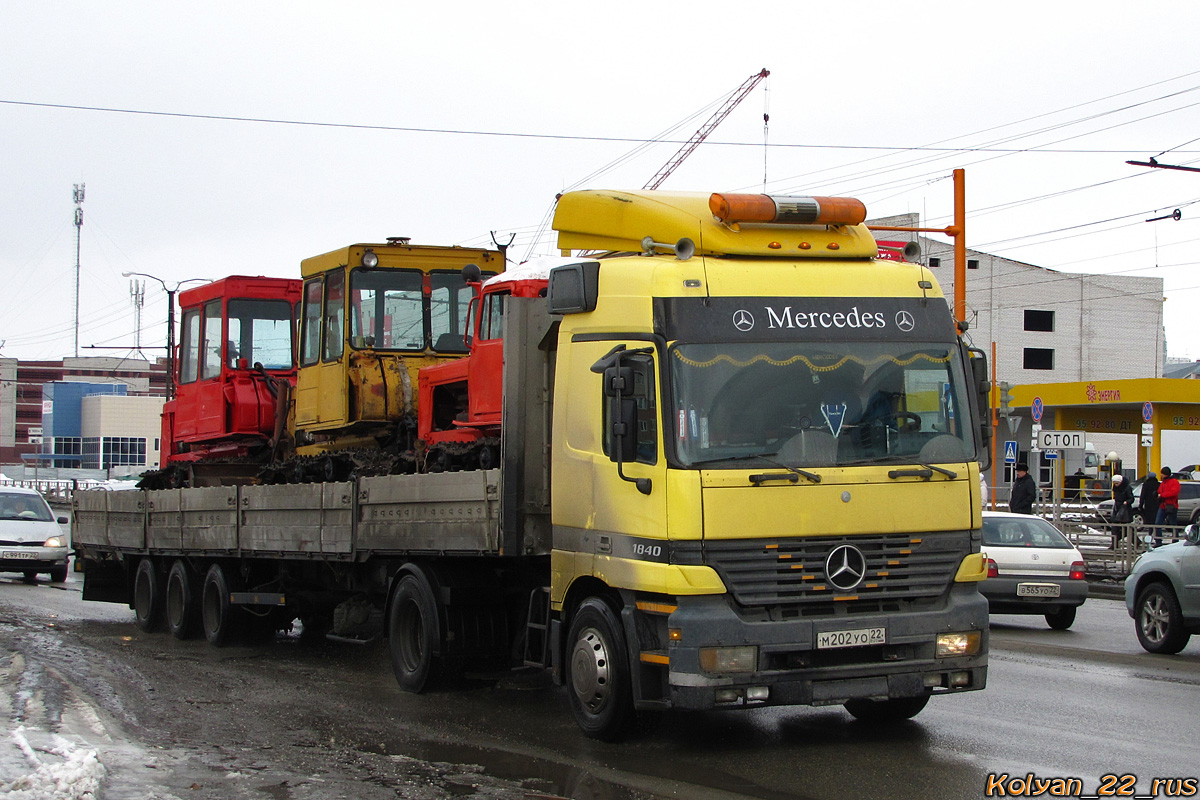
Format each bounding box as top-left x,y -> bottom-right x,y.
936,631 -> 981,658
699,646 -> 757,673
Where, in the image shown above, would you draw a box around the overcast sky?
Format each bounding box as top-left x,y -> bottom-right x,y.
3,1 -> 1199,370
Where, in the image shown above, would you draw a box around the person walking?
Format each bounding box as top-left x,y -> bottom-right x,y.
1109,474 -> 1135,548
1139,472 -> 1160,528
1153,467 -> 1180,548
1009,462 -> 1037,514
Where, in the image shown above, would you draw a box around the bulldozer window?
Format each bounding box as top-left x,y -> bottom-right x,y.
227,299 -> 294,370
300,279 -> 322,367
350,268 -> 424,351
200,300 -> 222,380
481,292 -> 506,341
322,270 -> 345,362
431,271 -> 487,353
179,308 -> 200,384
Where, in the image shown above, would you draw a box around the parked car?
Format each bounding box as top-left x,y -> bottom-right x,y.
1096,479 -> 1200,525
979,511 -> 1088,629
0,487 -> 69,582
1125,523 -> 1200,654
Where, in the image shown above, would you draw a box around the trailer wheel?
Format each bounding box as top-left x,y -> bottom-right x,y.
133,558 -> 164,632
566,597 -> 636,741
202,564 -> 242,647
166,560 -> 199,639
388,570 -> 441,692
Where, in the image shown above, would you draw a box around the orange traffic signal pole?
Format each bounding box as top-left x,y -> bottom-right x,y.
867,168 -> 967,323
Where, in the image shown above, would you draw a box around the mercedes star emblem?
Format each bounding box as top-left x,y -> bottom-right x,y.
733,309 -> 755,332
825,544 -> 867,591
895,310 -> 915,332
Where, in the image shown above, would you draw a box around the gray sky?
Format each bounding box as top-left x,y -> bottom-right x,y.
3,1 -> 1199,368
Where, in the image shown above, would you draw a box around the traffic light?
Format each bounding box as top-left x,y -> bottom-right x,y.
997,381 -> 1013,416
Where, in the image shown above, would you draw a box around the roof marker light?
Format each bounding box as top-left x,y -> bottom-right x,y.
709,193 -> 867,226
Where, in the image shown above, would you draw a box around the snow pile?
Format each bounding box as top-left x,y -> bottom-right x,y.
1,727 -> 105,800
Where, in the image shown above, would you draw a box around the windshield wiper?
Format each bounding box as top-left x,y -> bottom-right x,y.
690,453 -> 821,484
887,463 -> 959,480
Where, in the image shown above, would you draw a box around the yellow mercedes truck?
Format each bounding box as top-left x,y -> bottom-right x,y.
545,190 -> 990,738
74,189 -> 990,741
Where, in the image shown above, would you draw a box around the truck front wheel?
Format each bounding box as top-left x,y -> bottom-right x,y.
566,597 -> 635,741
388,571 -> 441,692
843,694 -> 930,723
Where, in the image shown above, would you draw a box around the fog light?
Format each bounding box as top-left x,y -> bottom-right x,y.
924,673 -> 945,688
699,646 -> 757,674
668,628 -> 682,642
714,688 -> 743,704
746,686 -> 770,702
936,631 -> 981,658
950,671 -> 971,687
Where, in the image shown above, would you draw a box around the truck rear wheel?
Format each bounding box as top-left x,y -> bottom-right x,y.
133,558 -> 163,632
388,570 -> 441,692
566,597 -> 635,741
166,560 -> 199,640
202,564 -> 242,647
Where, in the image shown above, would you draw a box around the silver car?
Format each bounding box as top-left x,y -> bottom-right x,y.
0,487 -> 70,582
1097,479 -> 1200,525
1125,524 -> 1200,653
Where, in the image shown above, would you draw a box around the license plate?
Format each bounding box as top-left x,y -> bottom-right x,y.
1016,583 -> 1061,598
817,627 -> 886,649
2,551 -> 37,560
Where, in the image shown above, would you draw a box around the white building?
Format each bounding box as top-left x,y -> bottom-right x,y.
872,213 -> 1164,383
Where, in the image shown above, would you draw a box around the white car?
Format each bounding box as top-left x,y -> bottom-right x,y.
0,487 -> 70,582
979,511 -> 1088,629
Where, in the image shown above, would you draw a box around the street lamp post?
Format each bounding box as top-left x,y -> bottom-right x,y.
121,272 -> 205,400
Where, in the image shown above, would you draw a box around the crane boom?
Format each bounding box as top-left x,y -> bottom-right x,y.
642,68 -> 770,191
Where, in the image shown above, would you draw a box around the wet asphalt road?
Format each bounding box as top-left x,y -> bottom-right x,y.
2,574 -> 1199,800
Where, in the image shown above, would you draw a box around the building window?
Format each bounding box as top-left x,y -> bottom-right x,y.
967,259 -> 979,270
1024,310 -> 1055,332
928,257 -> 941,268
1024,348 -> 1055,370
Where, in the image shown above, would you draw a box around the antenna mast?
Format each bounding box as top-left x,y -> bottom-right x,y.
130,279 -> 145,353
73,183 -> 85,358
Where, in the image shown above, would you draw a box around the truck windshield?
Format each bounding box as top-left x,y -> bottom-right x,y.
669,341 -> 974,468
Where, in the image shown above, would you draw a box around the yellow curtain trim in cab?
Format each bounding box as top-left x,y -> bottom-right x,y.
670,351 -> 952,370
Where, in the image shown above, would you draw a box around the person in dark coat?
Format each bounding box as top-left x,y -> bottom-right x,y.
1009,462 -> 1037,514
1139,472 -> 1160,527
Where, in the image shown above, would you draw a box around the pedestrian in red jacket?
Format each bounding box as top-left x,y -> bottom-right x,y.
1154,467 -> 1181,547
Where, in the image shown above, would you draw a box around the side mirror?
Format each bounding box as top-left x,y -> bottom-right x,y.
968,347 -> 992,469
57,517 -> 69,525
1186,524 -> 1200,545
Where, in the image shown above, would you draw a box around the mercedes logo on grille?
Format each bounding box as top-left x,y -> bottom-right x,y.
733,309 -> 755,332
825,544 -> 867,591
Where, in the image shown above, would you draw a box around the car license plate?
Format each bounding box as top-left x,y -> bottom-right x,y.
817,627 -> 886,649
1016,582 -> 1061,598
2,551 -> 37,560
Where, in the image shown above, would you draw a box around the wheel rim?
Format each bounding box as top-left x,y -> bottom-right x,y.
1140,593 -> 1169,643
570,626 -> 612,714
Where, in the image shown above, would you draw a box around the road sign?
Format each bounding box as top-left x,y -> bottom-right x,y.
1142,423 -> 1154,435
1143,401 -> 1153,422
1142,435 -> 1154,448
1004,441 -> 1018,463
1031,396 -> 1044,423
1043,451 -> 1059,460
1038,430 -> 1085,450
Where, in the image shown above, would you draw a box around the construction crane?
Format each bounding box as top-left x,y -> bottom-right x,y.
642,68 -> 770,190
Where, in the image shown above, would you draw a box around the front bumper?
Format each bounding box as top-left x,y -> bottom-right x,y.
0,546 -> 68,574
656,583 -> 988,711
980,577 -> 1088,615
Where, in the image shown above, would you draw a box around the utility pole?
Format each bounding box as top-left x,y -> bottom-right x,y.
73,183 -> 85,358
130,279 -> 145,353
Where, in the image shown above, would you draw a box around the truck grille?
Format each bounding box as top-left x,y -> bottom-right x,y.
698,531 -> 969,615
